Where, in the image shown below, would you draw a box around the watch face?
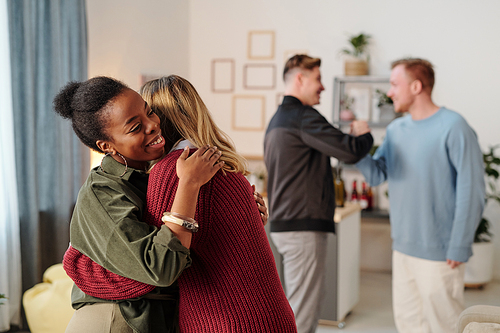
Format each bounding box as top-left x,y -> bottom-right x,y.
183,221 -> 198,232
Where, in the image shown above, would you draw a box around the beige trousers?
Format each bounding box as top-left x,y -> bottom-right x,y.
65,303 -> 133,333
271,231 -> 328,333
392,250 -> 465,333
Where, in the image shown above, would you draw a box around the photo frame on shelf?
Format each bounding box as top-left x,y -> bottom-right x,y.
211,59 -> 235,93
243,64 -> 276,90
232,95 -> 265,131
348,87 -> 371,121
248,30 -> 275,60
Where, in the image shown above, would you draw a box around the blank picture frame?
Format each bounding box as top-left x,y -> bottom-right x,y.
211,59 -> 235,93
243,64 -> 276,90
349,87 -> 371,121
232,95 -> 265,131
248,30 -> 275,60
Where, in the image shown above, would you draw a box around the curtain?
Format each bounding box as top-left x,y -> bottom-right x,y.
6,0 -> 89,329
0,0 -> 22,330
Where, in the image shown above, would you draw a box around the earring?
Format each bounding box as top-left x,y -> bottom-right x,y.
100,152 -> 128,177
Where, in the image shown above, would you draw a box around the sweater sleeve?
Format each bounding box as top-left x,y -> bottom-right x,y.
71,174 -> 191,287
355,135 -> 389,186
300,107 -> 373,164
445,119 -> 486,262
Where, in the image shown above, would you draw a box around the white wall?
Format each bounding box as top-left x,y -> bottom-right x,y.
87,0 -> 500,279
188,0 -> 500,280
86,0 -> 190,91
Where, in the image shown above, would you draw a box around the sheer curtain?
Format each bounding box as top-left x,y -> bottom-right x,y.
0,0 -> 22,330
6,0 -> 88,329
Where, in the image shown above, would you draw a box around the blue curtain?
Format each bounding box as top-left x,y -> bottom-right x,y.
7,0 -> 89,307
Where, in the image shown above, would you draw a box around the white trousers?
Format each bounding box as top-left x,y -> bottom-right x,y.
392,250 -> 465,333
271,231 -> 328,333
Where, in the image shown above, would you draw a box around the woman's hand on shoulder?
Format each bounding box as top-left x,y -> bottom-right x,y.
176,145 -> 223,187
252,185 -> 268,226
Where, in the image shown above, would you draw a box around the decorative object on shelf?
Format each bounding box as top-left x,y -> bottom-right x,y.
465,145 -> 500,288
339,94 -> 355,121
372,89 -> 396,123
333,77 -> 400,128
339,32 -> 371,76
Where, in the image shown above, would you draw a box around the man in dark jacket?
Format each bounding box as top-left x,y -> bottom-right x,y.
264,54 -> 373,333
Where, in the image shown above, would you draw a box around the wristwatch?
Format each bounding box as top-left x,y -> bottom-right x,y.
161,212 -> 199,232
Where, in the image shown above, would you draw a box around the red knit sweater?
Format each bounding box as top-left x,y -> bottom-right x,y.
145,150 -> 296,333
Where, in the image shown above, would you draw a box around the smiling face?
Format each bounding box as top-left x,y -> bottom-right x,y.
97,88 -> 165,169
300,66 -> 325,106
387,64 -> 416,113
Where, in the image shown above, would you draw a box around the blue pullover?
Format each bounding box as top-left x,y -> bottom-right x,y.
356,108 -> 485,262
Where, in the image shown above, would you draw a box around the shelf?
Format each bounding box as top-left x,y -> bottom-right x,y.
332,76 -> 398,127
334,76 -> 390,84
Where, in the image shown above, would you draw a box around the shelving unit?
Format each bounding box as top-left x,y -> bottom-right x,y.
332,76 -> 399,128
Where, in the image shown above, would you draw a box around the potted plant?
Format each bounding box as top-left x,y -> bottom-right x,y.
373,89 -> 397,122
464,145 -> 500,287
0,294 -> 6,305
339,32 -> 371,76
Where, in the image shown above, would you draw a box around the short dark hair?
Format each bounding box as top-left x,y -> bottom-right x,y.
283,54 -> 321,81
53,76 -> 128,153
391,58 -> 435,93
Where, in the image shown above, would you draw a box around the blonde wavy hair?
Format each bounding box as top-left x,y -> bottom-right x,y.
140,75 -> 248,175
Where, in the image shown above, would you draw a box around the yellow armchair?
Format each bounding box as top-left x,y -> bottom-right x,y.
23,263 -> 74,333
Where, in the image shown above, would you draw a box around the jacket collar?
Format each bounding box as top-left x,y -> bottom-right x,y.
282,95 -> 303,106
99,154 -> 146,180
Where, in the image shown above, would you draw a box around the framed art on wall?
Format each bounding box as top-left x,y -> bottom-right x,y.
211,59 -> 235,93
232,95 -> 265,131
243,64 -> 276,90
248,30 -> 275,60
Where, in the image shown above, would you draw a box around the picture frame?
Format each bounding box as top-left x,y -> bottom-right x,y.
248,30 -> 275,60
211,59 -> 235,93
243,64 -> 276,90
231,95 -> 266,131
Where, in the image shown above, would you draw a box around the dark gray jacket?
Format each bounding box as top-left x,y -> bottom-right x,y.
264,96 -> 373,233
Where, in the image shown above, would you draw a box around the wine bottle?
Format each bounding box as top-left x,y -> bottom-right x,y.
334,165 -> 345,207
360,182 -> 369,209
351,180 -> 359,203
367,185 -> 373,210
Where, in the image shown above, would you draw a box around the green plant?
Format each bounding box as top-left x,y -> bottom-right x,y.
375,89 -> 393,107
340,94 -> 354,110
475,145 -> 500,242
339,33 -> 371,58
0,294 -> 6,305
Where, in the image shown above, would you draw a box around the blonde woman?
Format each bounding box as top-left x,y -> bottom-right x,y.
140,75 -> 297,333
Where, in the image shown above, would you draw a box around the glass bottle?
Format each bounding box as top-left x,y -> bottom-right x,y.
334,164 -> 345,207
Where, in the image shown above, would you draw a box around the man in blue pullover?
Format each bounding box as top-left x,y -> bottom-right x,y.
356,58 -> 485,333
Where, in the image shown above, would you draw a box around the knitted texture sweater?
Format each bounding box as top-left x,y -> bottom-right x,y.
145,150 -> 297,333
63,245 -> 155,299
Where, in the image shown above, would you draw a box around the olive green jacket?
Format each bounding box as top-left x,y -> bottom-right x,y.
70,155 -> 191,333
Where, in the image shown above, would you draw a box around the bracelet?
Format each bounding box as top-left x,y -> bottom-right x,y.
161,212 -> 199,232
